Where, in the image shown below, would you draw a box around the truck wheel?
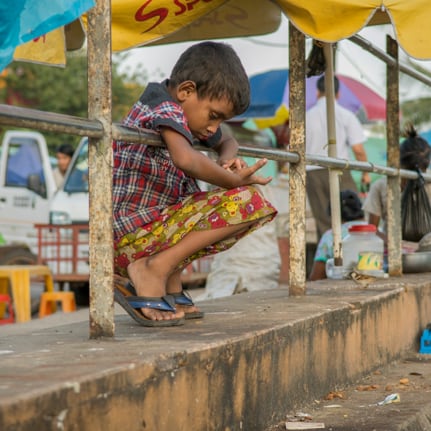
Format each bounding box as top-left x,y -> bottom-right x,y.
0,247 -> 37,265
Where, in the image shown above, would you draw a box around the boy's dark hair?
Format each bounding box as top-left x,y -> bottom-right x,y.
56,143 -> 74,158
327,189 -> 364,221
169,41 -> 250,116
400,124 -> 431,171
317,74 -> 340,95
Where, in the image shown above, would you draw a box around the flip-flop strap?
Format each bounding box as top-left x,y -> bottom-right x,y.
124,281 -> 194,307
126,295 -> 176,312
171,290 -> 194,307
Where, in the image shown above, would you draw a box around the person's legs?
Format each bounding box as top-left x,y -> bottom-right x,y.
115,185 -> 277,321
307,169 -> 358,243
306,169 -> 331,242
340,171 -> 358,193
127,220 -> 255,321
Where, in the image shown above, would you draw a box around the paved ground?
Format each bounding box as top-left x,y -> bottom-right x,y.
266,354 -> 431,431
12,295 -> 431,431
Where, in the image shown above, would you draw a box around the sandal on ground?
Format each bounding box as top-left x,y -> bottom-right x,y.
169,290 -> 204,319
114,284 -> 184,327
124,281 -> 204,320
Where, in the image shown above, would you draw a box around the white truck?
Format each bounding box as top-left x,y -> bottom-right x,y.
0,130 -> 58,264
0,131 -> 90,302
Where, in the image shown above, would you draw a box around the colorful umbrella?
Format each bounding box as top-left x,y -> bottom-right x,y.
239,69 -> 386,126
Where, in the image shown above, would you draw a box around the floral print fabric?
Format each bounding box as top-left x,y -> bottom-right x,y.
114,185 -> 277,277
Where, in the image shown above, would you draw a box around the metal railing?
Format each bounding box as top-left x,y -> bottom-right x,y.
1,2 -> 431,336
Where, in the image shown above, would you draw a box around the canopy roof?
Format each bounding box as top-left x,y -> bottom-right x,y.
9,0 -> 431,69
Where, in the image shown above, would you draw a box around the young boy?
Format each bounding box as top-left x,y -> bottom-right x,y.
113,42 -> 277,327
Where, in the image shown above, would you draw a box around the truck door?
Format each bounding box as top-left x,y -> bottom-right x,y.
0,131 -> 56,247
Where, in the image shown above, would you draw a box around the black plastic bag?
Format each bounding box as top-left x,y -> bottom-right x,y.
306,41 -> 326,77
401,171 -> 431,242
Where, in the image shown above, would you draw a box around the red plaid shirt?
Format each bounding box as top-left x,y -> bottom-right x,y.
113,81 -> 221,239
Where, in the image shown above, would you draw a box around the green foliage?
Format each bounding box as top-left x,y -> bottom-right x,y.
0,53 -> 146,153
400,59 -> 431,129
401,97 -> 431,128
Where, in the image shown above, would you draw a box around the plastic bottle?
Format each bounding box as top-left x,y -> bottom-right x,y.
342,224 -> 384,274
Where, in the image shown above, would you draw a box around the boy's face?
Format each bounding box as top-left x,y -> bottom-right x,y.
176,81 -> 234,140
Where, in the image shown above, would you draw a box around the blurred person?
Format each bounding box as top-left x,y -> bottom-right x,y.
309,189 -> 365,281
363,124 -> 431,245
306,74 -> 371,242
53,143 -> 74,188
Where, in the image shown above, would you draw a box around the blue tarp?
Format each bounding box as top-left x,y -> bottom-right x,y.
420,129 -> 431,144
0,0 -> 94,71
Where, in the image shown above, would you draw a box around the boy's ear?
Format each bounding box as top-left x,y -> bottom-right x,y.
176,80 -> 197,102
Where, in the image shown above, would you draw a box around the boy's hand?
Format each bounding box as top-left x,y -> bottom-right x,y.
235,158 -> 272,186
218,157 -> 247,173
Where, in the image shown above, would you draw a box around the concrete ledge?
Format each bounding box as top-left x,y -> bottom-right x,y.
1,274 -> 431,430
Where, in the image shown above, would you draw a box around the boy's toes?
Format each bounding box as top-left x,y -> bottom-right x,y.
141,308 -> 184,321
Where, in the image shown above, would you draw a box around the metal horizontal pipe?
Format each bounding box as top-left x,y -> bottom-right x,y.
113,124 -> 301,162
0,104 -> 103,137
1,103 -> 428,182
306,153 -> 431,182
112,124 -> 165,147
306,154 -> 397,175
236,146 -> 300,163
349,35 -> 431,87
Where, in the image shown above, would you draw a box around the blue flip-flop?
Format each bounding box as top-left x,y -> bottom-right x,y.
124,281 -> 204,320
114,283 -> 185,327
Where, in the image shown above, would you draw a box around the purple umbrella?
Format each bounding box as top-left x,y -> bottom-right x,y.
239,69 -> 386,124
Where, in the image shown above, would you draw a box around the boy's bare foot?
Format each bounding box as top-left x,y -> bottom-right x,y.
127,257 -> 184,321
166,270 -> 203,318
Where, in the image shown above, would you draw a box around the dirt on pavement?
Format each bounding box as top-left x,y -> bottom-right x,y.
267,353 -> 431,431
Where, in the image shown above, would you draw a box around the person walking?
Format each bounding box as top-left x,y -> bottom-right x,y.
306,74 -> 371,242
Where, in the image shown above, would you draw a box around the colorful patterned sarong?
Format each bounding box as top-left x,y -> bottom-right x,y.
114,185 -> 277,277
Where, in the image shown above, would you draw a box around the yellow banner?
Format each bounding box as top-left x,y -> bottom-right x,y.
109,0 -> 281,50
13,0 -> 281,66
9,0 -> 431,66
13,28 -> 66,66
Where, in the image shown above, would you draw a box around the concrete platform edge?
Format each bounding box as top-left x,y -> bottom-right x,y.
1,275 -> 431,431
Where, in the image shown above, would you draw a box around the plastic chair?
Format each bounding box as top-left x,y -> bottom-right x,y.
39,291 -> 77,318
0,294 -> 15,324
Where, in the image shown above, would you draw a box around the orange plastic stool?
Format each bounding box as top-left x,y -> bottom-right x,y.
0,294 -> 15,324
39,291 -> 77,318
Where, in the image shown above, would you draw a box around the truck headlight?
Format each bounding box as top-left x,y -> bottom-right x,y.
49,211 -> 71,225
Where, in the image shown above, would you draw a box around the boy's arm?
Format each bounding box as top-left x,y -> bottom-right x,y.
213,130 -> 238,163
212,129 -> 246,172
161,127 -> 271,188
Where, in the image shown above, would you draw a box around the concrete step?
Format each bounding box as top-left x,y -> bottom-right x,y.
0,274 -> 431,431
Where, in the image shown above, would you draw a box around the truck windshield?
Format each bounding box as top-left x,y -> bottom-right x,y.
5,138 -> 43,187
63,140 -> 88,193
